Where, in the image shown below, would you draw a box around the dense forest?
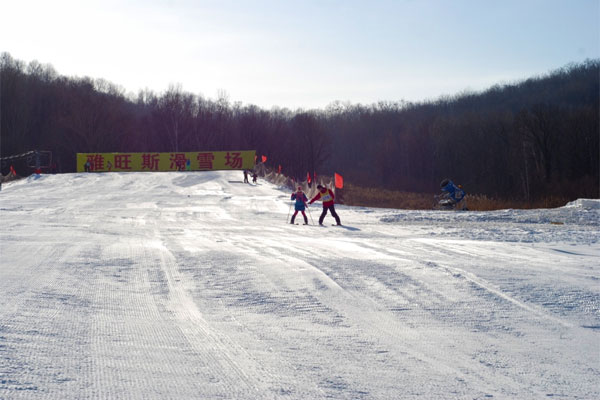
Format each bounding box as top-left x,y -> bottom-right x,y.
1,52 -> 598,201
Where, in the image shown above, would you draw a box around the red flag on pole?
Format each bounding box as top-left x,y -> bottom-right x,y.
278,165 -> 282,174
307,172 -> 311,183
262,155 -> 267,163
334,173 -> 344,189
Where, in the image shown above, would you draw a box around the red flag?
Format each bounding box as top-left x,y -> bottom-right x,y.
307,172 -> 312,183
262,155 -> 267,163
334,173 -> 344,189
278,165 -> 282,174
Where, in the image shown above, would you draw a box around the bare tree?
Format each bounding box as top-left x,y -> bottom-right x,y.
290,112 -> 331,179
153,84 -> 196,152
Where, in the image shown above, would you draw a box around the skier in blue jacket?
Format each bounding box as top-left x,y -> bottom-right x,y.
290,186 -> 309,225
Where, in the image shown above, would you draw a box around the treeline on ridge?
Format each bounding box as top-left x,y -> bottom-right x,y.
1,52 -> 598,202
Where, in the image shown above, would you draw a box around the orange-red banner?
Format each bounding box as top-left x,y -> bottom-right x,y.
334,172 -> 344,189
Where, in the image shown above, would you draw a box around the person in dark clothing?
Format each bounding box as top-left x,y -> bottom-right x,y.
309,184 -> 341,226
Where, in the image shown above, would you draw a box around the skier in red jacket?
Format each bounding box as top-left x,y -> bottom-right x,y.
309,184 -> 341,226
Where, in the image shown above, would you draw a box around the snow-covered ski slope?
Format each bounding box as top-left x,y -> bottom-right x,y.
1,171 -> 598,399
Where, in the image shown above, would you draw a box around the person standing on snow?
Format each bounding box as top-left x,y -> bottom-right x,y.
309,184 -> 341,226
290,186 -> 309,225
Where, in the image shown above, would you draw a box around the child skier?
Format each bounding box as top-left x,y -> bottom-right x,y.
309,184 -> 341,226
290,186 -> 309,225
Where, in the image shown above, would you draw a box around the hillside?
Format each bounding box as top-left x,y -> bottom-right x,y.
1,172 -> 598,399
2,54 -> 598,201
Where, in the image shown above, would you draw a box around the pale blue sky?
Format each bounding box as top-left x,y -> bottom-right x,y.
1,0 -> 598,109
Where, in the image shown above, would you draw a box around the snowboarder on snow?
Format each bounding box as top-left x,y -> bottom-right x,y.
252,172 -> 258,184
309,184 -> 341,226
290,186 -> 309,225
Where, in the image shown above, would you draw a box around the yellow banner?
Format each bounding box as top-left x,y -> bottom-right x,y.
77,151 -> 256,172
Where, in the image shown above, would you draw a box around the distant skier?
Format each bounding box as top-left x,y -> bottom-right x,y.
252,172 -> 258,184
84,160 -> 91,172
309,184 -> 341,226
243,170 -> 249,183
290,186 -> 309,225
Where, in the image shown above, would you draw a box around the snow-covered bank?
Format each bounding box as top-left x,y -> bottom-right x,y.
380,198 -> 599,244
1,172 -> 598,399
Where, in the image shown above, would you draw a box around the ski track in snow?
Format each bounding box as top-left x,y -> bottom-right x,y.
0,172 -> 598,399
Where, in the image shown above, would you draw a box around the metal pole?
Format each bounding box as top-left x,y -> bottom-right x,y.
306,203 -> 315,225
286,202 -> 293,223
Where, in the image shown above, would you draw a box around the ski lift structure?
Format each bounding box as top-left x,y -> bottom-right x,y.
0,150 -> 52,176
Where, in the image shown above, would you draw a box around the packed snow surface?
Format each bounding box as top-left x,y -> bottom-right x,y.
1,172 -> 598,399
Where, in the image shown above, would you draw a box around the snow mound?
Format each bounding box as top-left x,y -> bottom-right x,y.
564,198 -> 600,210
379,199 -> 600,244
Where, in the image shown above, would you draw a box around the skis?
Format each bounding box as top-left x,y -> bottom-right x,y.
288,222 -> 356,230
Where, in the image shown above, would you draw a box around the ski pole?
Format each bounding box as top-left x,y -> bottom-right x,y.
306,202 -> 315,225
286,202 -> 293,223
